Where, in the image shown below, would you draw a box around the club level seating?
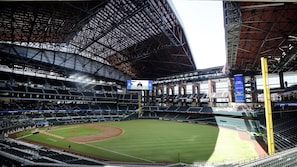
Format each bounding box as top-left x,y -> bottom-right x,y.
69,91 -> 83,96
109,104 -> 118,111
140,109 -> 215,124
2,147 -> 33,158
57,89 -> 70,95
188,107 -> 203,112
43,112 -> 53,117
99,104 -> 110,110
95,93 -> 105,98
103,85 -> 112,91
201,107 -> 213,113
0,72 -> 11,81
0,72 -> 121,102
63,81 -> 78,89
105,93 -> 115,98
82,92 -> 94,96
1,84 -> 134,105
26,112 -> 43,119
176,106 -> 189,111
10,85 -> 27,92
119,94 -> 130,100
93,85 -> 103,91
90,105 -> 100,110
167,106 -> 179,111
13,75 -> 29,84
131,94 -> 138,99
141,106 -> 214,114
175,114 -> 191,120
155,93 -> 211,104
43,89 -> 58,94
33,158 -> 56,163
0,101 -> 138,133
30,77 -> 46,85
26,87 -> 43,93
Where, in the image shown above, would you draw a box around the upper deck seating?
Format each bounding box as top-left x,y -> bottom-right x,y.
43,89 -> 58,94
177,106 -> 189,112
167,106 -> 178,112
57,89 -> 70,95
188,107 -> 203,112
27,87 -> 43,93
93,85 -> 103,91
10,85 -> 27,92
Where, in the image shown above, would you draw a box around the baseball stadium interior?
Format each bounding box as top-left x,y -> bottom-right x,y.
0,0 -> 297,167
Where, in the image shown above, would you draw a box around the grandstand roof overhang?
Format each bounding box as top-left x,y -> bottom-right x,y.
0,0 -> 196,81
225,1 -> 297,75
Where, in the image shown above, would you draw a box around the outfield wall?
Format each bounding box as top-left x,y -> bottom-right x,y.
214,116 -> 261,134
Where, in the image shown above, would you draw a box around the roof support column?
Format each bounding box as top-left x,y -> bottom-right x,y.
192,82 -> 200,106
250,75 -> 258,103
178,82 -> 186,106
208,80 -> 216,107
279,71 -> 285,89
227,77 -> 234,104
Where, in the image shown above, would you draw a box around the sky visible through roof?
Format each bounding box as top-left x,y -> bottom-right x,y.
170,0 -> 226,69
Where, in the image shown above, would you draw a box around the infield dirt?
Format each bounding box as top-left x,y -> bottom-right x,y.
40,124 -> 123,143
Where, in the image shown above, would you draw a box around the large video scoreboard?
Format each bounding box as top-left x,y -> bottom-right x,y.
127,80 -> 153,90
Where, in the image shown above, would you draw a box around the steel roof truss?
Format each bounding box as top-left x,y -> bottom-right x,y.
0,43 -> 130,82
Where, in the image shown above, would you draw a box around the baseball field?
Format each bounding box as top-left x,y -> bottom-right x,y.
16,119 -> 266,164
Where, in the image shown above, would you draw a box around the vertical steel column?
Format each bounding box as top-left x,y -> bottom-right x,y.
261,57 -> 275,155
227,77 -> 234,103
138,91 -> 142,118
208,80 -> 216,107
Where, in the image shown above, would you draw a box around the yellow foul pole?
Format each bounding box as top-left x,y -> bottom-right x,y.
261,57 -> 275,155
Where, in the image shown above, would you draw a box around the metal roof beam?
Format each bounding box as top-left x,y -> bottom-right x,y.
0,43 -> 130,82
140,59 -> 194,68
240,3 -> 284,9
273,44 -> 297,72
224,1 -> 241,71
251,5 -> 286,67
79,1 -> 148,52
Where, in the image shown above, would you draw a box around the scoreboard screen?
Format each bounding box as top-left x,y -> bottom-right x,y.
127,80 -> 153,90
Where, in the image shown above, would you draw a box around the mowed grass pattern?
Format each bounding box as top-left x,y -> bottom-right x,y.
49,125 -> 103,138
96,120 -> 219,163
19,120 -> 219,163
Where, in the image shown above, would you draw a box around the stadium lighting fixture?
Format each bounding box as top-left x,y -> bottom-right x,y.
69,74 -> 76,79
288,35 -> 297,40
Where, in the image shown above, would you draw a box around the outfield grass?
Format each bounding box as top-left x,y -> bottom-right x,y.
17,120 -> 258,163
18,120 -> 257,163
96,120 -> 219,163
18,120 -> 249,164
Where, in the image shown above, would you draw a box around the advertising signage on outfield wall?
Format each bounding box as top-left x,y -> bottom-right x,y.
234,74 -> 245,103
127,80 -> 153,90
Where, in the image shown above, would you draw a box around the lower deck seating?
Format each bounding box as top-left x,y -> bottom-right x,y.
0,139 -> 105,166
273,117 -> 297,151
